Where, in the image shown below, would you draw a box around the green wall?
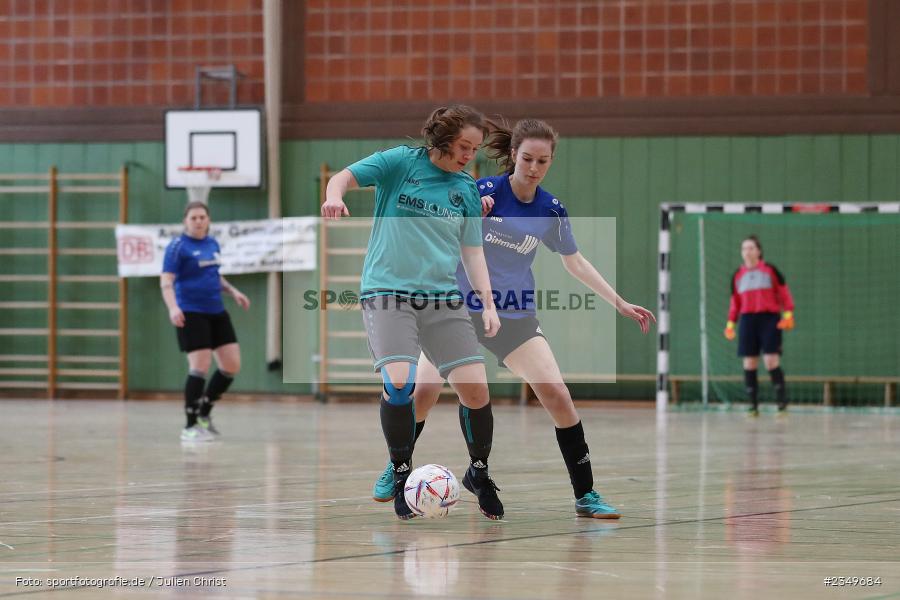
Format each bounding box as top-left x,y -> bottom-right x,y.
1,135 -> 899,398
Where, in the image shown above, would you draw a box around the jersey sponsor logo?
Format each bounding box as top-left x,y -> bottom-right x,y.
397,193 -> 463,221
192,250 -> 201,256
448,190 -> 465,208
484,232 -> 540,255
398,193 -> 427,209
197,252 -> 222,268
737,270 -> 773,293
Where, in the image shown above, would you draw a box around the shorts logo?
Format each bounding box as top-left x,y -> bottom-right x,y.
486,181 -> 494,188
449,190 -> 465,208
552,198 -> 559,205
535,326 -> 543,334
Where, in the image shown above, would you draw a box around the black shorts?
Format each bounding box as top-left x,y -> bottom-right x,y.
469,311 -> 546,367
737,312 -> 782,357
176,311 -> 238,353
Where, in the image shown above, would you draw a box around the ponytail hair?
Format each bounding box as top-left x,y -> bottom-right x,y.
421,104 -> 490,157
483,118 -> 558,173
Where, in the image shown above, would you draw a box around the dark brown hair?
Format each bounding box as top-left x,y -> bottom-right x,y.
743,234 -> 763,258
483,118 -> 559,173
183,201 -> 210,219
421,104 -> 490,157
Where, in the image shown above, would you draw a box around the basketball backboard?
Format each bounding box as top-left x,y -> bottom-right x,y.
164,108 -> 264,189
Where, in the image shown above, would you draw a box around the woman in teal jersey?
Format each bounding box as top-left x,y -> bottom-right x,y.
322,105 -> 505,520
379,118 -> 656,519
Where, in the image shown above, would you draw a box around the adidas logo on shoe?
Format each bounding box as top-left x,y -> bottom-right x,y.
394,463 -> 410,473
577,453 -> 591,465
471,460 -> 487,469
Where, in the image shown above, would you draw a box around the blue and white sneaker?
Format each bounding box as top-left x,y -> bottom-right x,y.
575,490 -> 621,519
373,460 -> 395,502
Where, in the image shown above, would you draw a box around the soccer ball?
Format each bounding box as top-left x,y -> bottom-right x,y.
403,464 -> 460,519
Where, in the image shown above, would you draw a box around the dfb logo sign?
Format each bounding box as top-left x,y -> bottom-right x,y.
118,236 -> 154,264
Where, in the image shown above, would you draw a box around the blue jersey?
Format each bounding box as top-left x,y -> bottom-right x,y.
162,233 -> 225,314
457,174 -> 578,318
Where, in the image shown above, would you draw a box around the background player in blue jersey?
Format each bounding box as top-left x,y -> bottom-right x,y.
322,105 -> 505,520
374,119 -> 655,518
161,201 -> 250,443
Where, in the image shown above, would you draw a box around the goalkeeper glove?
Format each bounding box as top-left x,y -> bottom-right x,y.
724,321 -> 736,340
777,310 -> 794,330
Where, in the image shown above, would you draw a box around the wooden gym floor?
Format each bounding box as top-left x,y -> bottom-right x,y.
0,399 -> 898,599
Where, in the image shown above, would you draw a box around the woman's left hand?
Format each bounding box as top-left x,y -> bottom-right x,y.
233,290 -> 251,310
481,305 -> 501,338
618,302 -> 656,334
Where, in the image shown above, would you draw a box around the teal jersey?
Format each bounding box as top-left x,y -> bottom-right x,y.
347,146 -> 482,297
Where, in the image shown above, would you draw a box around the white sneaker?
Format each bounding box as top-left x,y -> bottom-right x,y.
196,416 -> 220,436
181,425 -> 215,443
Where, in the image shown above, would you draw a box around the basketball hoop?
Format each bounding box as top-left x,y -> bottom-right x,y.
178,166 -> 222,205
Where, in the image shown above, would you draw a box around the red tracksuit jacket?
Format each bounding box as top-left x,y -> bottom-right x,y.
728,260 -> 794,322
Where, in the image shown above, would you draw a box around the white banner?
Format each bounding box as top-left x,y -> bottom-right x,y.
115,217 -> 317,277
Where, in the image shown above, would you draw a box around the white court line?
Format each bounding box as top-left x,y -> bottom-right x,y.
525,561 -> 622,578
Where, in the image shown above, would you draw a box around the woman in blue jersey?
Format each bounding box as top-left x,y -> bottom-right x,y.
322,105 -> 506,521
161,201 -> 250,443
374,119 -> 655,518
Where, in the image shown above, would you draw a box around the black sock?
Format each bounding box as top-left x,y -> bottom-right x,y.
556,421 -> 594,499
769,367 -> 787,406
184,372 -> 205,427
386,420 -> 425,464
200,369 -> 233,417
380,397 -> 416,472
459,403 -> 493,472
414,420 -> 425,444
744,369 -> 759,407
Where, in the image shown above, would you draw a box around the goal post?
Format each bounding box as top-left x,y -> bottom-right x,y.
657,202 -> 900,412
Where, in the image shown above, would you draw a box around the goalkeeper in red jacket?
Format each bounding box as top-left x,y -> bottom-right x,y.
724,235 -> 794,415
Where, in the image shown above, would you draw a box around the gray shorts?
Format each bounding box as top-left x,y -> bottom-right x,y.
361,294 -> 484,379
